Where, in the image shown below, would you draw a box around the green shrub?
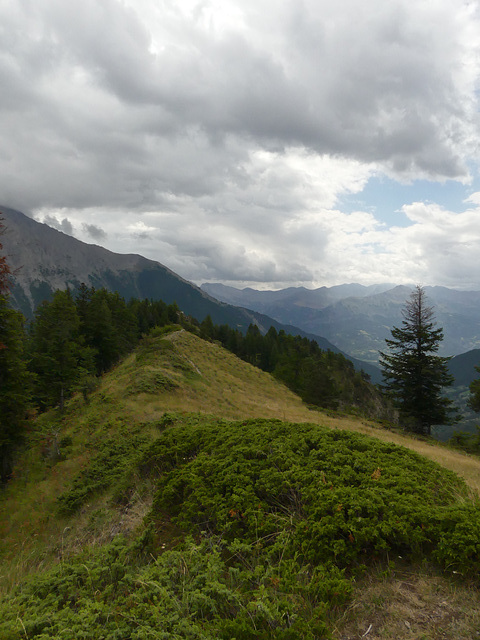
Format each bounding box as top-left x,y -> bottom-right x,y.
0,536 -> 335,639
127,369 -> 178,395
57,429 -> 150,515
148,323 -> 182,337
3,416 -> 480,639
147,418 -> 468,569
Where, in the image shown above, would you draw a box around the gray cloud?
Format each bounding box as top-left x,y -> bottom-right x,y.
3,2 -> 478,197
42,215 -> 74,235
82,223 -> 107,241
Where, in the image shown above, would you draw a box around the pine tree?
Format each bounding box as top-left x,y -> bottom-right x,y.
379,285 -> 457,435
29,290 -> 95,410
0,216 -> 31,481
75,286 -> 138,373
0,296 -> 31,481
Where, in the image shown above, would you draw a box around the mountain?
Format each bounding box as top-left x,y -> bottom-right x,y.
201,282 -> 480,435
433,349 -> 480,440
0,206 -> 316,332
0,206 -> 381,380
1,206 -> 241,324
202,281 -> 395,313
202,282 -> 480,364
449,349 -> 480,388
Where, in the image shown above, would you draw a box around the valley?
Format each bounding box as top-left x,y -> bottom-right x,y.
202,282 -> 480,366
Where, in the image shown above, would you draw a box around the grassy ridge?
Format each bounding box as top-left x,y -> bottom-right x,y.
1,329 -> 480,638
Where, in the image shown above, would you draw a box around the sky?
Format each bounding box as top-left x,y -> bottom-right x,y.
2,0 -> 480,290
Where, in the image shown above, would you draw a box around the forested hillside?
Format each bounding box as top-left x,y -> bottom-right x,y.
202,282 -> 480,364
1,207 -> 383,383
200,316 -> 388,418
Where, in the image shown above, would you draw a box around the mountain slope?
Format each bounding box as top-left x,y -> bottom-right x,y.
2,329 -> 480,639
449,348 -> 480,388
435,349 -> 480,440
0,206 -> 251,326
3,329 -> 480,564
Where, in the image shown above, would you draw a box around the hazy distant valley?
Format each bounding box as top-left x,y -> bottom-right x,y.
200,283 -> 480,437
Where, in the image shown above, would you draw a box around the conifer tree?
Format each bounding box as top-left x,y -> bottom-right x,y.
75,286 -> 138,373
379,285 -> 456,435
0,216 -> 31,481
29,290 -> 95,410
0,297 -> 31,481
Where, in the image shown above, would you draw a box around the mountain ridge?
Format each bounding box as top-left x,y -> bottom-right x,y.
2,327 -> 480,638
1,206 -> 218,316
0,206 -> 381,381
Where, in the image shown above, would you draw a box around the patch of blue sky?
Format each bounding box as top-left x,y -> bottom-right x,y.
340,174 -> 476,228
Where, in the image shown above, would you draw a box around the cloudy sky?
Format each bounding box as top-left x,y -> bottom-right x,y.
2,0 -> 480,290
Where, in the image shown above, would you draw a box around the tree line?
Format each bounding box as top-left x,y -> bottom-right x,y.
1,281 -> 390,481
198,316 -> 388,417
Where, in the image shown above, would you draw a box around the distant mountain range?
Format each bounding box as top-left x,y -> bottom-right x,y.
202,282 -> 480,364
0,206 -> 380,381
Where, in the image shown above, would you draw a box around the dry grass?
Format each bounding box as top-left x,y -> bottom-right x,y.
332,566 -> 480,640
97,330 -> 314,423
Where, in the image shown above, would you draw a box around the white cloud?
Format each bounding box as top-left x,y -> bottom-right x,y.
465,191 -> 480,206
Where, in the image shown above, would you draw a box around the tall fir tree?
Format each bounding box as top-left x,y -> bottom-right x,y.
75,286 -> 138,373
379,285 -> 457,435
0,297 -> 31,481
